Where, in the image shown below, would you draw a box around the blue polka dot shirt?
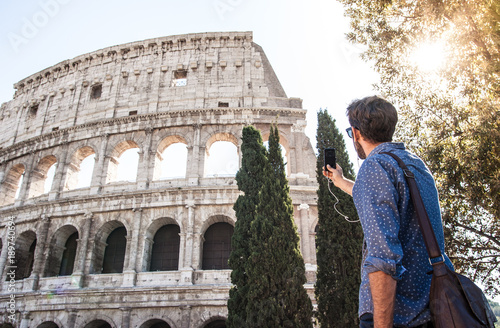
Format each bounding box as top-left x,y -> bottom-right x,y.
353,142 -> 453,327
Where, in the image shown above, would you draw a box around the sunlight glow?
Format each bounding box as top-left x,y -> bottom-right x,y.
410,41 -> 447,72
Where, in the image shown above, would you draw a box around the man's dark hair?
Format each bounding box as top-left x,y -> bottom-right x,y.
346,96 -> 398,143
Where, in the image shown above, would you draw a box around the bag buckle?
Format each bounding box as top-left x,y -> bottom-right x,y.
429,255 -> 445,266
403,169 -> 414,178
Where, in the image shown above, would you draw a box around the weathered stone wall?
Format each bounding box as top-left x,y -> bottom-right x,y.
0,32 -> 318,328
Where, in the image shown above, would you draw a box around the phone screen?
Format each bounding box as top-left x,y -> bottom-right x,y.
324,148 -> 336,171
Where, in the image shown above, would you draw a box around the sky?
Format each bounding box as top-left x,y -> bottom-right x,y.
0,0 -> 379,170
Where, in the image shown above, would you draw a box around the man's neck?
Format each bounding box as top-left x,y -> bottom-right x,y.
363,141 -> 384,158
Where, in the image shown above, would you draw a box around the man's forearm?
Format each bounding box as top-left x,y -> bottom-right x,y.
369,271 -> 397,328
334,176 -> 354,196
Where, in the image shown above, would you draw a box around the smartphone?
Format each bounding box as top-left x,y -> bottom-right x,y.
324,148 -> 336,172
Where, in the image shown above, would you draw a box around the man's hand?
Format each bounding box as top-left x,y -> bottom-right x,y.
323,164 -> 354,196
369,271 -> 397,328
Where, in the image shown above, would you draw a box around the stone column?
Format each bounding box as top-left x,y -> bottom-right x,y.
90,133 -> 110,194
123,208 -> 142,287
186,124 -> 202,185
180,201 -> 195,285
178,232 -> 186,271
120,307 -> 132,328
137,127 -> 154,189
15,152 -> 36,206
67,309 -> 78,328
298,204 -> 311,264
19,311 -> 30,328
180,305 -> 192,328
48,142 -> 69,200
28,215 -> 51,291
72,212 -> 93,287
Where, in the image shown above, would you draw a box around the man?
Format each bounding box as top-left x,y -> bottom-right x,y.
324,96 -> 453,328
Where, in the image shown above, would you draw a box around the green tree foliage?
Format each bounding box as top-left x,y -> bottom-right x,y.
245,124 -> 313,327
338,0 -> 500,296
228,126 -> 268,328
314,109 -> 364,327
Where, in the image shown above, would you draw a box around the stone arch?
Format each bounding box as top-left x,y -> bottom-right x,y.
153,135 -> 188,180
82,319 -> 114,328
142,217 -> 180,272
13,230 -> 37,280
36,321 -> 59,328
106,140 -> 140,183
44,224 -> 79,277
261,128 -> 291,151
204,132 -> 239,151
64,146 -> 96,190
201,218 -> 234,270
91,220 -> 127,274
139,318 -> 174,328
0,163 -> 25,205
199,214 -> 235,236
29,155 -> 58,198
200,317 -> 227,328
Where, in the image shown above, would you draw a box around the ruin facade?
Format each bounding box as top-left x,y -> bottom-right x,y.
0,32 -> 318,328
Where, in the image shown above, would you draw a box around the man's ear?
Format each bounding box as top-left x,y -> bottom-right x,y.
352,127 -> 361,141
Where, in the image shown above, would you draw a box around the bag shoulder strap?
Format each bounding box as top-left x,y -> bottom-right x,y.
380,152 -> 443,262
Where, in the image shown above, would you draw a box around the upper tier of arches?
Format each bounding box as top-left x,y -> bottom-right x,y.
0,128 -> 304,207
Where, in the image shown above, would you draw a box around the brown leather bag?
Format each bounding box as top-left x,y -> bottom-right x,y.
382,152 -> 497,328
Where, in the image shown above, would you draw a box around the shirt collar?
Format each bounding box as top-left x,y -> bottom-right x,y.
367,142 -> 406,159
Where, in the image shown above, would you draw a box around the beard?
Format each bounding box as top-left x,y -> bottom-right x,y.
354,140 -> 367,160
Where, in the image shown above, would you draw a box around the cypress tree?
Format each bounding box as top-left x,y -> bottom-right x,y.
314,109 -> 364,327
245,124 -> 313,328
227,126 -> 268,328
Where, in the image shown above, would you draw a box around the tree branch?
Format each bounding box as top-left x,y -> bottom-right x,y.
454,221 -> 500,248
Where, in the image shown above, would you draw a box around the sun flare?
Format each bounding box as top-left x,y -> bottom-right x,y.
410,42 -> 447,72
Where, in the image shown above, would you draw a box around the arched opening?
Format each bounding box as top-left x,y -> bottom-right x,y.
12,231 -> 37,280
83,320 -> 112,328
205,141 -> 239,177
139,319 -> 172,328
159,143 -> 187,179
0,163 -> 25,205
202,222 -> 233,270
59,232 -> 78,276
0,323 -> 16,328
45,225 -> 79,277
28,155 -> 57,198
64,146 -> 95,190
106,140 -> 140,183
149,224 -> 180,271
116,148 -> 140,182
203,319 -> 227,328
37,321 -> 59,328
102,226 -> 127,274
153,135 -> 188,180
45,163 -> 57,193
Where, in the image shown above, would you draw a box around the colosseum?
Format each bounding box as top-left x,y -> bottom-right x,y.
0,31 -> 319,328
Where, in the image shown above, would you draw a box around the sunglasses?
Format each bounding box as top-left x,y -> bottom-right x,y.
346,127 -> 355,138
